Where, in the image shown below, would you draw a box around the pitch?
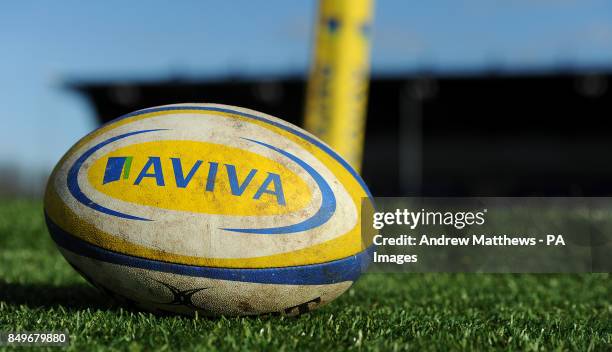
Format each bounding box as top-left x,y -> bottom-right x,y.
0,200 -> 610,351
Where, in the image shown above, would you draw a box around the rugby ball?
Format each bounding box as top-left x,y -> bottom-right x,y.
44,103 -> 373,316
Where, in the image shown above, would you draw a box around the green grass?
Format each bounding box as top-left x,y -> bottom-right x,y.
0,199 -> 610,351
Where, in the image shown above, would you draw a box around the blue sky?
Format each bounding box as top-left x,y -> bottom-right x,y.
1,0 -> 611,173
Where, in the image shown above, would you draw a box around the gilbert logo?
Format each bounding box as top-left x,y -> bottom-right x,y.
102,156 -> 286,206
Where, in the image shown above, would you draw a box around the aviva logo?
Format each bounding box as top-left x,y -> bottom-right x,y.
87,140 -> 313,216
102,156 -> 286,205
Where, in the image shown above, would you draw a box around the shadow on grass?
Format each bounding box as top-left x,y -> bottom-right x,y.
0,281 -> 121,311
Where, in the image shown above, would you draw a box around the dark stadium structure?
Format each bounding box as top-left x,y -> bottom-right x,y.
69,70 -> 612,197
